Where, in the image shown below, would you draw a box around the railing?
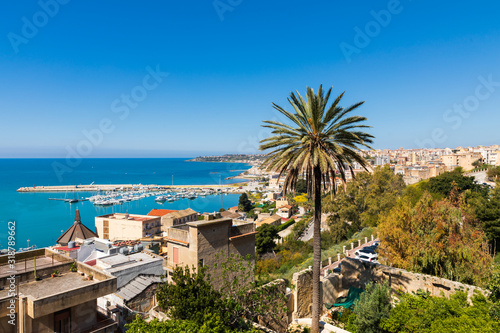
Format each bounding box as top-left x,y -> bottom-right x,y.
321,234 -> 379,276
0,254 -> 70,278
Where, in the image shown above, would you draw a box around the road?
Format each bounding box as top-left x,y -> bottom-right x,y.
299,213 -> 329,242
321,238 -> 379,276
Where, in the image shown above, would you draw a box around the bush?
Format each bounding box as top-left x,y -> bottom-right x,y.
353,282 -> 391,333
278,219 -> 295,232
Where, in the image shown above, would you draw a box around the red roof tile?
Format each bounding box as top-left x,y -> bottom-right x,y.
148,209 -> 178,216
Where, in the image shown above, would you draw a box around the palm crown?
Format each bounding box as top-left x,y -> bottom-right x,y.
260,85 -> 374,192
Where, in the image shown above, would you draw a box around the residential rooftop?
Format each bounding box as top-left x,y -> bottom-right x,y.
98,212 -> 158,221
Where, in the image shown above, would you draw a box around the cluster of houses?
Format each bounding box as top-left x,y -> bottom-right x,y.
0,188 -> 300,333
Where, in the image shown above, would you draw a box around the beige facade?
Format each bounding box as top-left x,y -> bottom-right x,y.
148,208 -> 198,231
275,198 -> 289,209
440,152 -> 482,171
165,218 -> 256,289
95,213 -> 161,241
162,208 -> 197,230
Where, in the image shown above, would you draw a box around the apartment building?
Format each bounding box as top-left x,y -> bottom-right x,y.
0,249 -> 117,333
440,152 -> 483,171
95,213 -> 161,241
164,218 -> 256,289
148,208 -> 198,230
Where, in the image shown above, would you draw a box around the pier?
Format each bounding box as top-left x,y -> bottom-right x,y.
17,184 -> 236,193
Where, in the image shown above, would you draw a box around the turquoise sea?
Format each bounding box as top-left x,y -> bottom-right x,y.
0,158 -> 251,250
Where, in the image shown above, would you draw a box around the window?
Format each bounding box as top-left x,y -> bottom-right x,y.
54,309 -> 71,333
199,259 -> 204,267
173,247 -> 179,265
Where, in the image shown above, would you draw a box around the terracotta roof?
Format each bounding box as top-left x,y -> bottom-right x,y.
148,209 -> 178,217
278,205 -> 292,210
229,231 -> 258,240
56,209 -> 98,246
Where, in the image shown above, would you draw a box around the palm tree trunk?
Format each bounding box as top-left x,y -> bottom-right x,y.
311,165 -> 322,333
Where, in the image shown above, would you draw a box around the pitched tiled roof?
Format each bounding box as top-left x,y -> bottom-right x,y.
56,209 -> 98,246
148,209 -> 178,217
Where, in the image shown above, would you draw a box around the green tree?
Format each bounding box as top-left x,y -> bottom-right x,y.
472,158 -> 483,168
487,166 -> 500,181
353,282 -> 391,333
256,223 -> 280,254
146,254 -> 285,332
381,291 -> 500,333
473,185 -> 500,253
428,170 -> 480,197
260,85 -> 373,332
238,193 -> 253,212
126,313 -> 245,333
325,166 -> 406,228
295,178 -> 308,194
326,218 -> 350,244
156,265 -> 222,325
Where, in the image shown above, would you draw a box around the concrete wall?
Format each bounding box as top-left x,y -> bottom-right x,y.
167,228 -> 189,243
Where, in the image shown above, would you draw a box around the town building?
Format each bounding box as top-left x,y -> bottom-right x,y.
164,218 -> 256,289
95,213 -> 161,241
440,152 -> 483,171
276,205 -> 293,219
255,214 -> 282,228
89,251 -> 164,332
148,208 -> 198,230
0,248 -> 117,333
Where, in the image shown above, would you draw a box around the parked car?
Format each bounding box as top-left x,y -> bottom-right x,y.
355,248 -> 378,256
355,254 -> 379,264
363,245 -> 378,252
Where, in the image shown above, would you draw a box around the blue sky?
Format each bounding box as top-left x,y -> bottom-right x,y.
1,0 -> 499,157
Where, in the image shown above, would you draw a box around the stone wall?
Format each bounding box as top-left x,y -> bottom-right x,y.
292,257 -> 489,319
255,279 -> 288,333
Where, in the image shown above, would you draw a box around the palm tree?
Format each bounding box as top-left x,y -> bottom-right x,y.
259,85 -> 373,332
